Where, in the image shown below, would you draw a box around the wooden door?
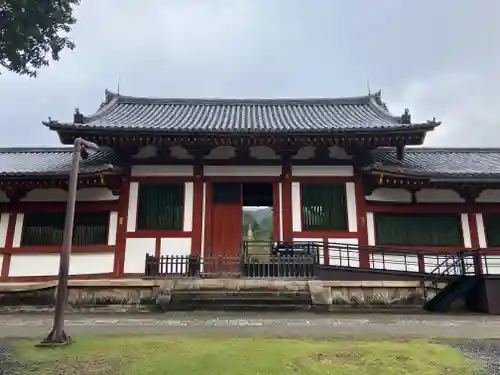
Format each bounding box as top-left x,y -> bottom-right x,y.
209,183 -> 242,258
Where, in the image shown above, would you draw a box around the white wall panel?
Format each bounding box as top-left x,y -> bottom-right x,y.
124,237 -> 155,273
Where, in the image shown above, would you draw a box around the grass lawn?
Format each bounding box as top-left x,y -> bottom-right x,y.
13,335 -> 479,375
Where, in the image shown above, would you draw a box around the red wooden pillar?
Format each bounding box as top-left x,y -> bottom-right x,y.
280,159 -> 293,242
1,212 -> 16,281
467,210 -> 483,275
191,165 -> 204,256
354,172 -> 369,268
113,178 -> 130,277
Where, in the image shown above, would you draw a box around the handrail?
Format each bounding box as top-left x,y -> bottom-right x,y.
419,249 -> 480,301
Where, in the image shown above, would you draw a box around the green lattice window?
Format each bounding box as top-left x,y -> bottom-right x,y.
21,212 -> 109,246
301,184 -> 347,230
374,213 -> 462,246
137,184 -> 184,230
484,214 -> 500,246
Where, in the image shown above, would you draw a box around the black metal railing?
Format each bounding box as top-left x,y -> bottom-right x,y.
243,240 -> 321,262
145,251 -> 317,279
244,254 -> 316,278
144,240 -> 500,280
420,250 -> 480,300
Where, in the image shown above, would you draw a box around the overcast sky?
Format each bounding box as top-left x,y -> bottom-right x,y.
0,0 -> 499,147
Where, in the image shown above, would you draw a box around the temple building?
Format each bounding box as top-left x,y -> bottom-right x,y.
1,89 -> 499,282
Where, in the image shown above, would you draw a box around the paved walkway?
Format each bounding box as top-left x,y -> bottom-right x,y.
1,312 -> 500,339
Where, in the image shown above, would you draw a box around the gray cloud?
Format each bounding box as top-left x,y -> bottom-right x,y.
0,0 -> 498,147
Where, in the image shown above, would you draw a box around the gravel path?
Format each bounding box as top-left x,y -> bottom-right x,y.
0,344 -> 21,375
450,341 -> 500,375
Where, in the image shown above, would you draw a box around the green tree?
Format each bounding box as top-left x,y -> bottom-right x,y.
0,0 -> 80,77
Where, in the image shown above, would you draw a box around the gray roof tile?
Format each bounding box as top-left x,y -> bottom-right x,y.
0,147 -> 121,177
375,148 -> 500,179
45,90 -> 439,134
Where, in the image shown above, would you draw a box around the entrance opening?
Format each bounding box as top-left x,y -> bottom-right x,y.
209,182 -> 275,258
242,183 -> 274,257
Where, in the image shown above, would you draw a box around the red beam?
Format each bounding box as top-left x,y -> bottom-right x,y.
0,201 -> 118,214
1,245 -> 114,254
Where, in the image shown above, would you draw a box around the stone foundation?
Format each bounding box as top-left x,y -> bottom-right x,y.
0,279 -> 441,313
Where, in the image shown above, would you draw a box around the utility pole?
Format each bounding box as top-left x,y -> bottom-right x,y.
37,137 -> 102,346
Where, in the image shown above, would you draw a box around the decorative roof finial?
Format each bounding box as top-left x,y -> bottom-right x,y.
400,108 -> 411,124
73,108 -> 84,124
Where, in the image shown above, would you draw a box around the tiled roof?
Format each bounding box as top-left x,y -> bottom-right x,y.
374,148 -> 500,179
44,90 -> 439,134
0,147 -> 121,177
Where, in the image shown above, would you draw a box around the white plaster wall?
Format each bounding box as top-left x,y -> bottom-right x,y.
108,211 -> 118,246
183,182 -> 194,232
12,213 -> 23,248
461,213 -> 472,248
345,182 -> 357,232
0,191 -> 7,203
160,237 -> 192,273
124,237 -> 155,273
0,213 -> 9,248
328,238 -> 359,267
131,165 -> 194,177
476,189 -> 500,203
476,214 -> 487,248
204,165 -> 282,176
366,212 -> 375,246
160,238 -> 191,256
293,237 -> 323,264
291,166 -> 353,177
21,187 -> 118,202
369,253 -> 419,272
126,182 -> 139,232
291,182 -> 302,232
366,188 -> 411,203
9,253 -> 114,277
416,189 -> 464,203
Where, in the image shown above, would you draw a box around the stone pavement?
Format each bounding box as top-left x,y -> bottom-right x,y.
0,312 -> 500,339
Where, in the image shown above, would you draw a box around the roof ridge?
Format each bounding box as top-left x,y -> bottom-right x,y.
105,89 -> 378,106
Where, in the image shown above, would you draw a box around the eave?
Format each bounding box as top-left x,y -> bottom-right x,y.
0,171 -> 124,201
363,170 -> 500,197
53,128 -> 433,149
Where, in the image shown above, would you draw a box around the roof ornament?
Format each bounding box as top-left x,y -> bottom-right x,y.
400,108 -> 411,124
73,108 -> 84,124
372,90 -> 389,110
